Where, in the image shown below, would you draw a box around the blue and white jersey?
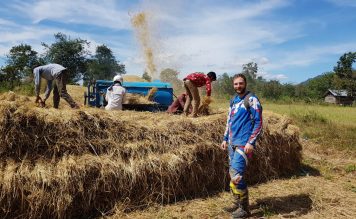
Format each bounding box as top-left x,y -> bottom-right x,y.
223,92 -> 263,147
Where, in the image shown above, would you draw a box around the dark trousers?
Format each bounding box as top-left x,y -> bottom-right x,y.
53,74 -> 78,108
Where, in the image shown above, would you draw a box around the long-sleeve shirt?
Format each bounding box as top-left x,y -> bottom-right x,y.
184,73 -> 212,96
105,83 -> 126,110
33,64 -> 66,99
223,92 -> 263,147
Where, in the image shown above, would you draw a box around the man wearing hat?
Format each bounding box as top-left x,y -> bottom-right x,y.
105,74 -> 126,110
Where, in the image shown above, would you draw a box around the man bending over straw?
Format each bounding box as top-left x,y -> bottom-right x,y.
182,71 -> 216,117
220,73 -> 263,218
33,63 -> 79,109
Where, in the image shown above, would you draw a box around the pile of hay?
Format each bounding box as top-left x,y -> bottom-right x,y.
123,94 -> 156,105
146,87 -> 158,101
123,75 -> 147,82
0,92 -> 302,218
198,96 -> 213,115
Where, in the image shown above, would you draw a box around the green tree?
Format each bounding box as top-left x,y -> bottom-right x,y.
241,62 -> 259,93
305,72 -> 335,99
85,44 -> 126,82
0,65 -> 18,89
6,44 -> 39,80
282,83 -> 296,97
42,33 -> 90,83
213,73 -> 235,99
142,71 -> 151,81
1,44 -> 40,89
261,80 -> 283,99
333,52 -> 356,96
242,62 -> 258,79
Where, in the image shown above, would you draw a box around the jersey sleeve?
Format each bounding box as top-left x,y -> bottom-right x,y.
247,96 -> 263,146
223,102 -> 232,142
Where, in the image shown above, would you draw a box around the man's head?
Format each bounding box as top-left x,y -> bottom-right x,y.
233,74 -> 247,94
61,68 -> 68,75
113,74 -> 123,85
32,63 -> 42,73
207,71 -> 217,81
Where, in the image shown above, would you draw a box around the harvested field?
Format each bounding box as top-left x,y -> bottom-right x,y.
0,91 -> 302,218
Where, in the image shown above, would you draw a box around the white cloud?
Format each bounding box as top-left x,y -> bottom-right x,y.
263,73 -> 288,80
0,0 -> 305,79
136,0 -> 301,77
265,42 -> 356,70
0,18 -> 17,26
10,0 -> 131,30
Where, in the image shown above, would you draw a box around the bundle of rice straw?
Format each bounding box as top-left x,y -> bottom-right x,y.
0,92 -> 302,218
198,96 -> 213,115
146,87 -> 158,101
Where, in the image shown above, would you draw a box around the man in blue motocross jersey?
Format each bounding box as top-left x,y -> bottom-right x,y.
220,73 -> 263,218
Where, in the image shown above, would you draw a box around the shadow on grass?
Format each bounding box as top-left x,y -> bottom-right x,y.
299,163 -> 321,177
251,193 -> 313,217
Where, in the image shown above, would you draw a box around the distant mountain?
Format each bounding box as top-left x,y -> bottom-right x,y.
299,72 -> 334,85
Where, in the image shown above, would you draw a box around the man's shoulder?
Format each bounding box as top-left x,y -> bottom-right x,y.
229,95 -> 240,107
33,66 -> 41,73
190,72 -> 204,76
246,93 -> 262,109
115,86 -> 126,93
246,92 -> 259,100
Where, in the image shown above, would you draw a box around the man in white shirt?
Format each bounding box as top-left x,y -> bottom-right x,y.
105,75 -> 126,110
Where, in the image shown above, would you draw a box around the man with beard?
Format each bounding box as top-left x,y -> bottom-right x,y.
220,74 -> 263,218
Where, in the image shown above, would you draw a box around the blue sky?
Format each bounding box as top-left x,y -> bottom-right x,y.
0,0 -> 355,83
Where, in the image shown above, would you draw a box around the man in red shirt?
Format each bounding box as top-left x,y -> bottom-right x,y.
183,71 -> 216,117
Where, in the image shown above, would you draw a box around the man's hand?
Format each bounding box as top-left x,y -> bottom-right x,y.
244,143 -> 254,154
38,99 -> 45,107
35,96 -> 42,103
35,96 -> 45,107
231,174 -> 242,184
220,141 -> 227,150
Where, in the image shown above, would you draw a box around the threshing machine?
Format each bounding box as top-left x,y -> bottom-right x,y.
84,80 -> 174,112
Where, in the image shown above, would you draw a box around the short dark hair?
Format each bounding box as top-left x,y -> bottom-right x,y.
233,73 -> 247,84
207,71 -> 217,81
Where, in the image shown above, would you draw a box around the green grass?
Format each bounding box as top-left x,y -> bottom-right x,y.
0,82 -> 35,96
345,164 -> 356,173
263,102 -> 356,151
263,103 -> 356,127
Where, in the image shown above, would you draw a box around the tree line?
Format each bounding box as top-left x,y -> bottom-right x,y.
212,52 -> 355,102
154,53 -> 355,103
0,32 -> 126,93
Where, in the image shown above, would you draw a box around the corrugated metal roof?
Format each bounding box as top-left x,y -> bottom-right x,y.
327,89 -> 349,97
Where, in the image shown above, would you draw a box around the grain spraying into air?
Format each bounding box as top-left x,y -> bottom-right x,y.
131,12 -> 157,78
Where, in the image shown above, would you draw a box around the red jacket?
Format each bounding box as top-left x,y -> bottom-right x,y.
184,72 -> 212,96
